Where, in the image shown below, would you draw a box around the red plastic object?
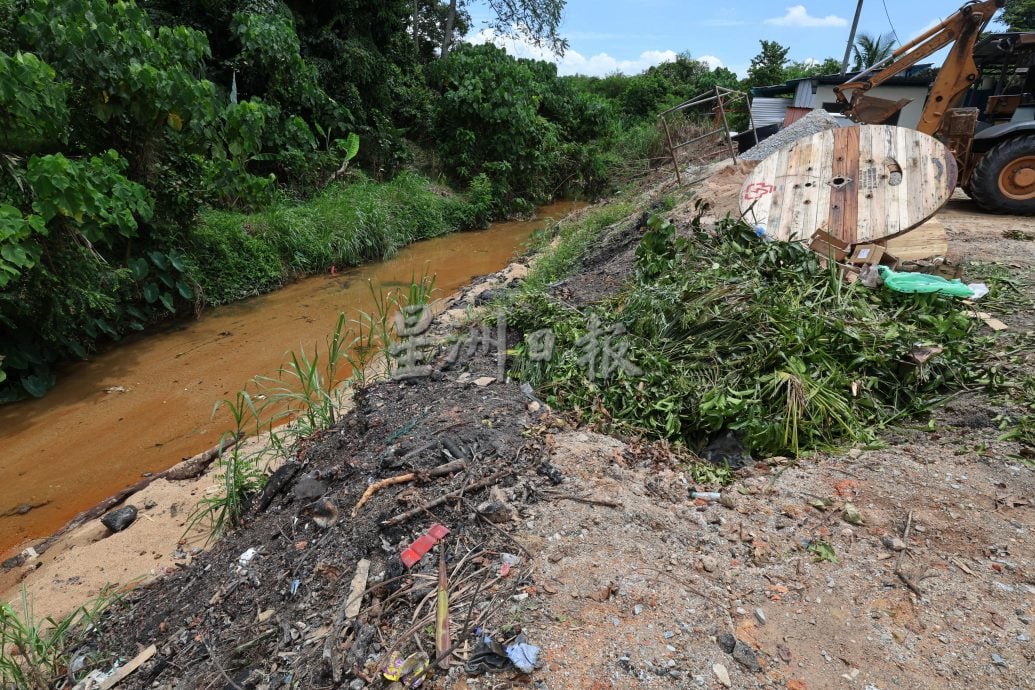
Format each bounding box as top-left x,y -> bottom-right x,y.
400,523 -> 451,569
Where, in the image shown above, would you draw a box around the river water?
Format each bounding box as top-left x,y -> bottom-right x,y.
0,201 -> 583,555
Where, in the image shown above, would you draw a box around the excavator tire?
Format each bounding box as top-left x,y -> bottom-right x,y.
969,135 -> 1035,215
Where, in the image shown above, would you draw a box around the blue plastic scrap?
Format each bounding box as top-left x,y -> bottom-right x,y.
505,634 -> 540,674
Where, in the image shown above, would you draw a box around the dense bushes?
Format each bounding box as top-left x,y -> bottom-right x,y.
0,0 -> 736,400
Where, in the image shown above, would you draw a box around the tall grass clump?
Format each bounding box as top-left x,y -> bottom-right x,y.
510,210 -> 992,457
188,172 -> 476,306
1,586 -> 116,689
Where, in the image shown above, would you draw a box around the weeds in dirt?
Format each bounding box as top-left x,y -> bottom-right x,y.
257,312 -> 352,436
0,586 -> 116,688
186,392 -> 267,539
187,269 -> 439,539
1002,228 -> 1035,241
807,540 -> 837,563
510,209 -> 993,457
687,461 -> 735,486
999,375 -> 1035,455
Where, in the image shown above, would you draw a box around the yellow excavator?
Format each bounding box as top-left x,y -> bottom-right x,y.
834,0 -> 1035,214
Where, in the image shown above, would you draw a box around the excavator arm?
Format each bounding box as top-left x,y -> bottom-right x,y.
835,0 -> 1004,135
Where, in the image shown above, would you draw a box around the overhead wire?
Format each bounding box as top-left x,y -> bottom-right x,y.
881,0 -> 902,45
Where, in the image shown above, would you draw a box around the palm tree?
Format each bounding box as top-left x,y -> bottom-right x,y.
852,32 -> 896,71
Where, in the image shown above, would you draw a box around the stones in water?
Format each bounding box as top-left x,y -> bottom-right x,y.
101,505 -> 138,533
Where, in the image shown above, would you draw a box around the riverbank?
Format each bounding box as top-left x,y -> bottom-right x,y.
0,201 -> 583,556
5,165 -> 1035,689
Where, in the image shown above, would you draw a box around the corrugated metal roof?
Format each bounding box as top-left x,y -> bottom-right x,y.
751,97 -> 790,127
783,106 -> 812,126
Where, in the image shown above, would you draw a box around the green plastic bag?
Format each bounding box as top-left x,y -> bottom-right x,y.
876,266 -> 975,298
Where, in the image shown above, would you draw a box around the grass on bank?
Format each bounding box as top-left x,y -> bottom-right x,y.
187,172 -> 486,305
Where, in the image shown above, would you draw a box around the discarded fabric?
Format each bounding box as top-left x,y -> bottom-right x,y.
465,635 -> 511,675
505,634 -> 541,673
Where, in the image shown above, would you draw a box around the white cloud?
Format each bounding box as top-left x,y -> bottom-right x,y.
471,29 -> 678,76
698,55 -> 724,70
765,5 -> 847,28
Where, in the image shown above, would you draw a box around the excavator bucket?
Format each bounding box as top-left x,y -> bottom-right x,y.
846,95 -> 914,125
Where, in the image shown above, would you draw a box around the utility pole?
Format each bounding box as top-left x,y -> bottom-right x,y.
841,0 -> 864,74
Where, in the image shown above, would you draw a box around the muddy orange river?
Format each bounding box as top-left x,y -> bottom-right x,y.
0,201 -> 583,556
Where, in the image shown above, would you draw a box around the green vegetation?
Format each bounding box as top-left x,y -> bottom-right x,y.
0,586 -> 116,688
1000,0 -> 1035,32
523,202 -> 637,291
188,173 -> 478,306
2,0 -> 747,401
510,210 -> 993,457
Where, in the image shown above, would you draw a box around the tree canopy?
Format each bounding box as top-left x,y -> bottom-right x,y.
747,40 -> 790,88
999,0 -> 1035,31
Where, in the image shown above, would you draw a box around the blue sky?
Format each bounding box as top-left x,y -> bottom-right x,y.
468,1 -> 1006,78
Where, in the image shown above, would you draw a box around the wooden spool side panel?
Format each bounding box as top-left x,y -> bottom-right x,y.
830,126 -> 860,244
740,125 -> 956,244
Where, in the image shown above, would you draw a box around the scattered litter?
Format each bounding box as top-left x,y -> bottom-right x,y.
848,244 -> 886,267
755,607 -> 767,625
400,523 -> 450,568
910,344 -> 944,364
382,651 -> 428,687
691,490 -> 721,501
237,547 -> 258,572
473,376 -> 496,387
465,634 -> 511,675
859,264 -> 882,288
964,310 -> 1009,331
520,381 -> 547,408
499,553 -> 520,577
877,267 -> 979,298
505,634 -> 540,673
90,644 -> 156,690
289,578 -> 300,596
344,559 -> 370,618
809,230 -> 850,261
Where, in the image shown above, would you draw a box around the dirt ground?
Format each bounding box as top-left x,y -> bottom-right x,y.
5,171 -> 1034,690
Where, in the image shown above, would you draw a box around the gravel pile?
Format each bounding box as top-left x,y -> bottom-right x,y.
741,109 -> 841,161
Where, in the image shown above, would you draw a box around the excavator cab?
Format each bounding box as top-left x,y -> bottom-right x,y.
958,32 -> 1035,212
